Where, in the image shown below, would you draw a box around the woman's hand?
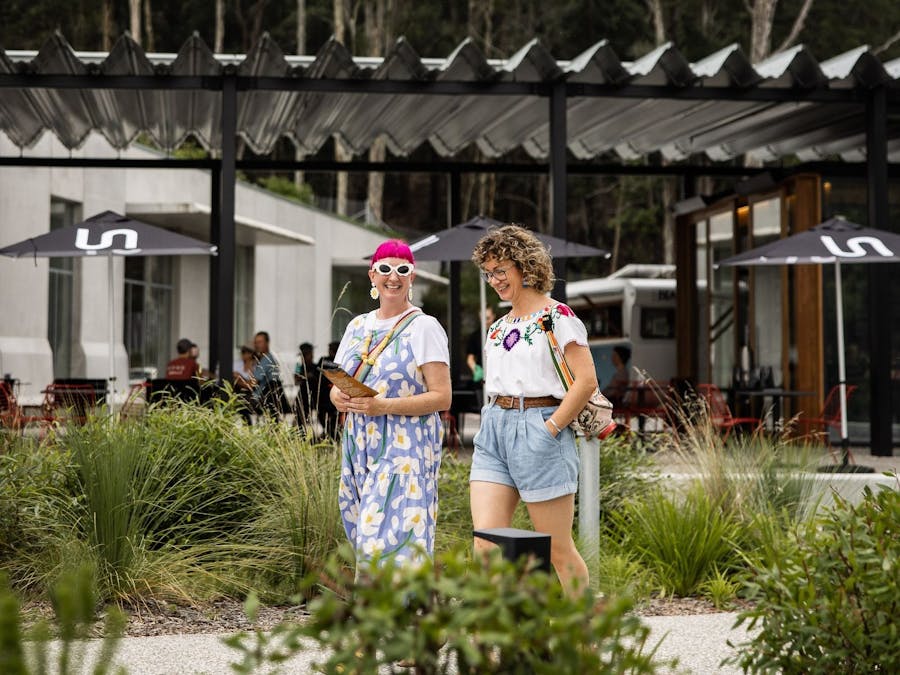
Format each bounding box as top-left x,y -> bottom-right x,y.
331,388 -> 352,412
345,394 -> 390,417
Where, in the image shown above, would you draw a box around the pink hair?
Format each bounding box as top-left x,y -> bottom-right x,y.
371,239 -> 415,265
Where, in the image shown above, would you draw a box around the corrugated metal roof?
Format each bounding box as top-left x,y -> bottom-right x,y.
0,33 -> 898,163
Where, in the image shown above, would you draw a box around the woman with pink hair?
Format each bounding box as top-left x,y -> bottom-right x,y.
331,239 -> 451,564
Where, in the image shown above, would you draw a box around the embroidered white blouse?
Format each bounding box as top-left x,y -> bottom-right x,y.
483,303 -> 589,399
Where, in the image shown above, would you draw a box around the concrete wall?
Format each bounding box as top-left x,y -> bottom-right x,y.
1,132 -> 388,402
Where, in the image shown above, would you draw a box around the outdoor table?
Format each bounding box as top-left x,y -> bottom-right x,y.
733,388 -> 815,431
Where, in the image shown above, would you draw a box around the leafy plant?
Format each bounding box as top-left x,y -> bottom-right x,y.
698,567 -> 739,610
226,545 -> 670,674
610,483 -> 742,597
729,483 -> 900,674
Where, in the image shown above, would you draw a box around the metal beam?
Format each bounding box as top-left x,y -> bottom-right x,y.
214,75 -> 237,383
866,87 -> 895,456
1,72 -> 896,106
3,156 -> 899,180
549,80 -> 568,302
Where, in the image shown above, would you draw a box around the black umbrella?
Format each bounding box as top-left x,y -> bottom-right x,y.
408,215 -> 610,262
1,210 -> 217,392
0,210 -> 218,258
718,216 -> 900,464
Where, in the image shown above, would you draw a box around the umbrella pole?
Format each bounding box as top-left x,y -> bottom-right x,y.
834,261 -> 849,466
108,253 -> 116,402
479,276 -> 487,403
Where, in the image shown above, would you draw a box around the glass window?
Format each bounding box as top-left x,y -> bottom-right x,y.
708,210 -> 736,386
582,304 -> 624,339
124,257 -> 173,380
640,307 -> 675,339
234,245 -> 255,350
48,199 -> 82,379
751,196 -> 783,384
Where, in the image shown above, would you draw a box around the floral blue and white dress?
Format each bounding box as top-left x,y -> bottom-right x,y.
334,308 -> 450,564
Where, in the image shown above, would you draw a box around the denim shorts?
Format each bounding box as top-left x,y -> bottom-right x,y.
470,402 -> 579,503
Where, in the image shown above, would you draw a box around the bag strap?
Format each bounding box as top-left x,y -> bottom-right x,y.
352,309 -> 423,383
539,306 -> 576,392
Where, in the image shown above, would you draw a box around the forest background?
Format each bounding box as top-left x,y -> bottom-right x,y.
1,0 -> 898,277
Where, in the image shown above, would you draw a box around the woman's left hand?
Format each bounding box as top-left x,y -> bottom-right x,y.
346,394 -> 389,416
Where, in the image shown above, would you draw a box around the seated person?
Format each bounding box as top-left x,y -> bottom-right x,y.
232,345 -> 257,390
166,338 -> 201,380
602,345 -> 631,408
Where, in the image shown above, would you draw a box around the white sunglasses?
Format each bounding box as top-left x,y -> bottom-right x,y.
373,262 -> 415,276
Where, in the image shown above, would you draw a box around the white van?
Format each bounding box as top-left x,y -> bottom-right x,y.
565,265 -> 677,389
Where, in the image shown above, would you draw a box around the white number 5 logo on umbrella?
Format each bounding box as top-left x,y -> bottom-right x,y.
75,228 -> 142,255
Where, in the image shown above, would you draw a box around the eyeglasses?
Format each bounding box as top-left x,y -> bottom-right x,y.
373,262 -> 415,277
480,265 -> 512,282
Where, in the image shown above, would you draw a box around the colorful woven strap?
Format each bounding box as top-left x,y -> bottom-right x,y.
352,309 -> 422,383
540,307 -> 575,392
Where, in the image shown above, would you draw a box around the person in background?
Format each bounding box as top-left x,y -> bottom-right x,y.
316,341 -> 340,438
331,240 -> 451,565
466,305 -> 495,388
188,342 -> 215,381
294,342 -> 318,426
166,338 -> 201,380
232,345 -> 258,423
252,331 -> 287,418
470,224 -> 597,597
233,345 -> 256,389
602,345 -> 631,408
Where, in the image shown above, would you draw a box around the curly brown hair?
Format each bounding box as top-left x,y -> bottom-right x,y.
471,224 -> 555,294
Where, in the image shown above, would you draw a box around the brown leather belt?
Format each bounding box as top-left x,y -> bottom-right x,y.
492,395 -> 561,410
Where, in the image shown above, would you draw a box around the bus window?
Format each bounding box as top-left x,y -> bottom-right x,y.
583,304 -> 623,339
640,307 -> 675,339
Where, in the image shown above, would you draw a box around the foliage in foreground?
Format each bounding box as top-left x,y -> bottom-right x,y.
226,545 -> 669,674
0,566 -> 125,675
728,483 -> 899,675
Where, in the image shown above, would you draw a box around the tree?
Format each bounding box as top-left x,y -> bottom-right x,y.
364,0 -> 392,224
129,0 -> 141,44
215,0 -> 225,52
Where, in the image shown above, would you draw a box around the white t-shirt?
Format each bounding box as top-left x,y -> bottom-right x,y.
484,303 -> 588,399
335,308 -> 450,369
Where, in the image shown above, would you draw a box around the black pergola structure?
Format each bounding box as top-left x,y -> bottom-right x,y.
0,34 -> 898,454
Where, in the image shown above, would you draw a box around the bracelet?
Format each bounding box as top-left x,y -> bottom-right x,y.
547,417 -> 562,434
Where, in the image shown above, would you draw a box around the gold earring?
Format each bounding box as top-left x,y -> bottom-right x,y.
408,286 -> 413,301
370,283 -> 379,300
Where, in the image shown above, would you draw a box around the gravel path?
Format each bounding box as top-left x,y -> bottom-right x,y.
34,611 -> 754,674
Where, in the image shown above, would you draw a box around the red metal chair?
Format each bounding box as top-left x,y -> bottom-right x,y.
0,380 -> 23,430
41,383 -> 98,426
795,384 -> 858,442
0,381 -> 48,433
695,383 -> 762,439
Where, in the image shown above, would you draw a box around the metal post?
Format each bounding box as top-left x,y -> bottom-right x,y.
549,80 -> 568,303
448,171 -> 462,387
208,164 -> 221,376
834,261 -> 850,462
215,73 -> 237,383
865,87 -> 893,457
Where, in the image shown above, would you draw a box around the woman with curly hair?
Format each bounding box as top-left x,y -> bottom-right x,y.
470,224 -> 597,596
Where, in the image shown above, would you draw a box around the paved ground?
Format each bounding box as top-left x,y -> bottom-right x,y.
37,611 -> 753,674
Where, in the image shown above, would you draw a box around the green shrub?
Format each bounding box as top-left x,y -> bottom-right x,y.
729,484 -> 900,674
5,398 -> 346,605
0,436 -> 70,568
226,545 -> 670,674
610,483 -> 742,597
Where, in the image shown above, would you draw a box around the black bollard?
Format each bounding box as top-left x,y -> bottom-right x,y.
473,527 -> 551,573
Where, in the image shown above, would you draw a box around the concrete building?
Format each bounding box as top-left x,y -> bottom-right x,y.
0,132 -> 432,405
